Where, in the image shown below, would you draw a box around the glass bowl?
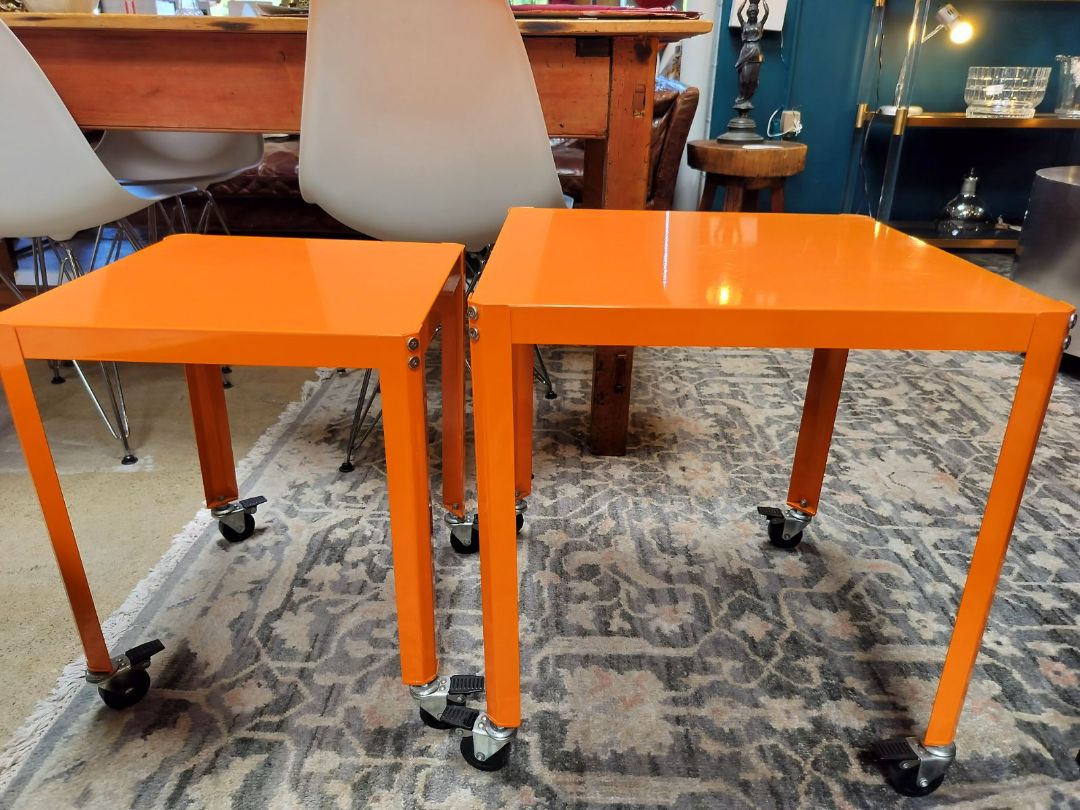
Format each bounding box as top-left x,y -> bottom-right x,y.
965,67 -> 1052,118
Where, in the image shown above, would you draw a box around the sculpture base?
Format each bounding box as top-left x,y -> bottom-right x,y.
717,115 -> 764,143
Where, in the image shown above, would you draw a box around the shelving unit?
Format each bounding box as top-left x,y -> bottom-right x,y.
840,0 -> 1080,251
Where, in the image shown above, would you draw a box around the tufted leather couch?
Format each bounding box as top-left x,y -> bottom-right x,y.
551,76 -> 699,210
208,75 -> 699,234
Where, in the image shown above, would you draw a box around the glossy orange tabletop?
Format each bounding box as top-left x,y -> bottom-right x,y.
0,235 -> 464,367
475,209 -> 1073,351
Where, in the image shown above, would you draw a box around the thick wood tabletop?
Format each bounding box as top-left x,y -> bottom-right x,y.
1,12 -> 712,39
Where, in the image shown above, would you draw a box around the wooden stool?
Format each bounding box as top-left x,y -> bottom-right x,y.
687,140 -> 807,213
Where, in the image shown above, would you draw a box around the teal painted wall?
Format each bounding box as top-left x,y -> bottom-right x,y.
706,0 -> 1080,220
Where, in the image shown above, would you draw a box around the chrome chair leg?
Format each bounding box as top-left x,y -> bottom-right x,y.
533,345 -> 557,400
59,244 -> 138,464
339,370 -> 383,473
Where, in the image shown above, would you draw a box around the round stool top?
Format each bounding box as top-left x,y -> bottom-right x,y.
687,140 -> 808,179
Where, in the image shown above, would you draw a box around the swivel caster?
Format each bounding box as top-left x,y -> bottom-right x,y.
461,734 -> 512,772
98,668 -> 151,710
213,496 -> 267,543
90,639 -> 164,711
757,505 -> 812,550
767,521 -> 803,550
219,513 -> 255,543
873,737 -> 954,798
411,674 -> 486,730
448,512 -> 524,555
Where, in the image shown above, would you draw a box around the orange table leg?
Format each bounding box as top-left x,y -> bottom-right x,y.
786,348 -> 849,515
470,306 -> 522,728
440,267 -> 466,520
922,314 -> 1069,748
380,357 -> 438,686
185,363 -> 238,510
0,326 -> 112,674
512,343 -> 534,501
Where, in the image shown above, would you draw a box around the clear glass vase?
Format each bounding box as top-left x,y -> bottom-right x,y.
1057,56 -> 1080,119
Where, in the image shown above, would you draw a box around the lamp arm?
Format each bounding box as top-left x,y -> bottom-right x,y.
921,23 -> 945,44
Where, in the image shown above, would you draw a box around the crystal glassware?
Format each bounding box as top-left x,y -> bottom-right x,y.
964,66 -> 1052,119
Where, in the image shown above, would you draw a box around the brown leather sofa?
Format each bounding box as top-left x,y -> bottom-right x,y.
209,75 -> 699,234
552,76 -> 699,210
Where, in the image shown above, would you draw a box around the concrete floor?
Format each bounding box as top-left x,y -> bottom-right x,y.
0,361 -> 314,742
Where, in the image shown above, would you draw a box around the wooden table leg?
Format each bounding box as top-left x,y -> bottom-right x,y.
722,179 -> 746,212
0,325 -> 112,674
772,180 -> 787,213
588,36 -> 657,457
381,356 -> 439,687
698,174 -> 721,212
0,239 -> 21,309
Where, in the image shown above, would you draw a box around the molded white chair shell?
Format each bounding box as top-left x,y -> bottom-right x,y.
95,131 -> 265,190
299,0 -> 566,252
0,21 -> 190,242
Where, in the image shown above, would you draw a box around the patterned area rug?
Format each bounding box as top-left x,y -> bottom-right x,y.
0,346 -> 1078,809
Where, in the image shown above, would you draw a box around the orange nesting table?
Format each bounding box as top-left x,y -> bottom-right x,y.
464,209 -> 1075,791
0,235 -> 482,726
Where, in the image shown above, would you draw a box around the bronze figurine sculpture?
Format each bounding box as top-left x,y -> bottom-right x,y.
718,0 -> 769,142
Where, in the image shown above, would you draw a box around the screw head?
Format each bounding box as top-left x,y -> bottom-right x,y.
467,306 -> 479,320
799,499 -> 808,507
475,751 -> 486,761
1065,335 -> 1073,351
1070,312 -> 1077,329
468,327 -> 480,342
407,337 -> 420,351
917,778 -> 929,788
408,357 -> 421,370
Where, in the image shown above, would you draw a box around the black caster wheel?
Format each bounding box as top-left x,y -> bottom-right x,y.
121,454 -> 139,466
460,735 -> 511,772
419,708 -> 454,730
98,668 -> 151,710
451,513 -> 525,555
219,514 -> 256,543
767,521 -> 803,550
881,761 -> 945,798
339,461 -> 355,473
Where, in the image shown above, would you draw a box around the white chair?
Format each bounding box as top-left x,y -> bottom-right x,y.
94,130 -> 265,237
299,0 -> 566,472
0,20 -> 198,463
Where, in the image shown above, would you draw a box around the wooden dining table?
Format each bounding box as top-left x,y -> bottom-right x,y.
2,11 -> 711,456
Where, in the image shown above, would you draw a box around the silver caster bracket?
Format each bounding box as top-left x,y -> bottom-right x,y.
757,505 -> 812,550
445,500 -> 526,555
86,639 -> 164,710
410,674 -> 486,730
873,737 -> 955,797
212,496 -> 267,543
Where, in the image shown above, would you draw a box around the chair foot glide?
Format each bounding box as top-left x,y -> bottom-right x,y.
86,639 -> 165,710
212,496 -> 267,543
872,736 -> 954,797
445,502 -> 526,555
757,505 -> 812,549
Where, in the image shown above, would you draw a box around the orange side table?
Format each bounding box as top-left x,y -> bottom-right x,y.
0,235 -> 475,722
465,208 -> 1075,790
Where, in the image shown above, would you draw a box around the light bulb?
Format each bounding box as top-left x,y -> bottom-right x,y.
949,20 -> 974,44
